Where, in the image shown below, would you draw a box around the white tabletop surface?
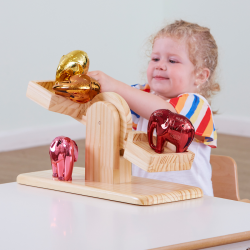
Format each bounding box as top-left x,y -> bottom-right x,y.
1,182 -> 250,250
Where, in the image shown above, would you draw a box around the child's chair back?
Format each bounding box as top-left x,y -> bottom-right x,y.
211,155 -> 240,201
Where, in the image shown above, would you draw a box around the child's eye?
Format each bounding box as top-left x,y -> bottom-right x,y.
152,58 -> 159,62
169,59 -> 177,63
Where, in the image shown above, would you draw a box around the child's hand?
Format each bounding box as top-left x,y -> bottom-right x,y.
87,71 -> 119,93
88,70 -> 176,120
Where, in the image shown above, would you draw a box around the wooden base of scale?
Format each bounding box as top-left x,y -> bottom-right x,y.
17,167 -> 203,206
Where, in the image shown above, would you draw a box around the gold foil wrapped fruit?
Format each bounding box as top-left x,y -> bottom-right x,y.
55,50 -> 89,82
53,74 -> 100,103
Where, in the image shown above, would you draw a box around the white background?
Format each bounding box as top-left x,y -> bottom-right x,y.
1,0 -> 250,150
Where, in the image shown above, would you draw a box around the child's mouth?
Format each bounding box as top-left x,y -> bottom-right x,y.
153,76 -> 169,80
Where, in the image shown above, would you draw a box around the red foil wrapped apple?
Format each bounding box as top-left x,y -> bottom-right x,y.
49,136 -> 78,181
147,109 -> 195,153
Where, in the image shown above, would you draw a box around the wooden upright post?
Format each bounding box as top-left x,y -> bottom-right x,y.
85,101 -> 131,184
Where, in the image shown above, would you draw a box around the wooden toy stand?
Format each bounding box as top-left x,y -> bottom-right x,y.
17,81 -> 203,205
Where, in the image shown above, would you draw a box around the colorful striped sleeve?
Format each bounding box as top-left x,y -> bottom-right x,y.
169,93 -> 217,148
130,84 -> 150,130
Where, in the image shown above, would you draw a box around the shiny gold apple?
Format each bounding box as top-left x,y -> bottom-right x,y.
55,50 -> 89,82
53,74 -> 100,103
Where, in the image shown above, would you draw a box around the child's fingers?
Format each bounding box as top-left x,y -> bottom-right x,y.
87,71 -> 99,76
87,71 -> 100,81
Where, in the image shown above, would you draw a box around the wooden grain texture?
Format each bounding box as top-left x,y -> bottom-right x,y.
151,231 -> 250,250
91,91 -> 132,149
85,101 -> 131,184
211,155 -> 240,201
26,80 -> 132,149
16,167 -> 203,206
240,199 -> 250,203
124,131 -> 195,172
26,80 -> 88,124
119,156 -> 131,183
211,134 -> 250,200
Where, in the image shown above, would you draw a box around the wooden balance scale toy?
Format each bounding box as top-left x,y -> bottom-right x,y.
17,80 -> 203,205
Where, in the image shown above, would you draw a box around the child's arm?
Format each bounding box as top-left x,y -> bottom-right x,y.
87,71 -> 176,120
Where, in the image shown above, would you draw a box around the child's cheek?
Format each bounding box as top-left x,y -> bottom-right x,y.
146,67 -> 153,83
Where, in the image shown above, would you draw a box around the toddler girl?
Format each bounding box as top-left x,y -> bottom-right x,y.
87,20 -> 220,196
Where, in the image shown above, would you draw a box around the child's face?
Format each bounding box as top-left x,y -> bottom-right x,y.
147,37 -> 197,99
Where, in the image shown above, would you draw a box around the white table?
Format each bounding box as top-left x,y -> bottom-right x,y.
1,182 -> 250,250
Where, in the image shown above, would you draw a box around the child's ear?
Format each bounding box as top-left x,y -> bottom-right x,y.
195,68 -> 210,86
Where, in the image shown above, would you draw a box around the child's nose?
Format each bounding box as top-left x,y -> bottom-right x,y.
156,61 -> 167,71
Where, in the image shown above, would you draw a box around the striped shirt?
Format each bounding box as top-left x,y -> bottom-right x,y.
131,84 -> 217,148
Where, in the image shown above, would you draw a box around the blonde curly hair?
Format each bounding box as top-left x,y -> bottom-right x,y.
150,20 -> 220,104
